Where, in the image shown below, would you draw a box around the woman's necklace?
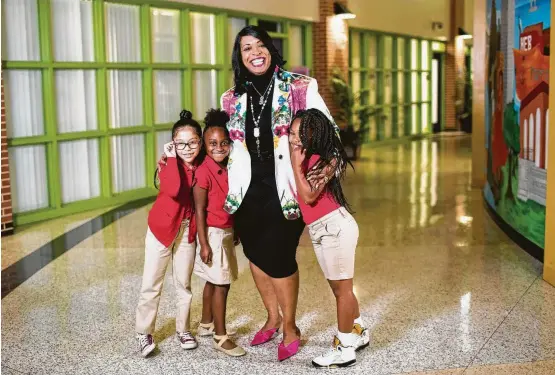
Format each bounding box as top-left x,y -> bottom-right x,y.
249,78 -> 274,159
248,76 -> 274,105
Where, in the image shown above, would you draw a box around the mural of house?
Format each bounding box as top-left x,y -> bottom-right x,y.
519,81 -> 549,168
515,21 -> 549,206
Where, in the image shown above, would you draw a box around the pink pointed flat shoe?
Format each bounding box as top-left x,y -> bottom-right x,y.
250,327 -> 280,346
277,339 -> 300,361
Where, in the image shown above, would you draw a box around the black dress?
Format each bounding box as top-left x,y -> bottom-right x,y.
233,68 -> 305,278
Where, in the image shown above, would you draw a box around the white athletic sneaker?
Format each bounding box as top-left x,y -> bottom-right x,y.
353,323 -> 370,351
312,336 -> 356,368
136,333 -> 155,357
177,331 -> 198,350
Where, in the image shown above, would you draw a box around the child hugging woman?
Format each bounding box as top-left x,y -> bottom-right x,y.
193,109 -> 245,357
288,108 -> 370,368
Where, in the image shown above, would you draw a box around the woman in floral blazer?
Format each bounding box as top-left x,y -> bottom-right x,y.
221,25 -> 336,360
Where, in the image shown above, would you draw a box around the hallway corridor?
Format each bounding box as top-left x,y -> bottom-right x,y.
2,135 -> 554,375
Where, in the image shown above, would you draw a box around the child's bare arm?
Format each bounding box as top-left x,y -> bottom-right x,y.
306,158 -> 338,191
193,185 -> 212,263
290,147 -> 328,205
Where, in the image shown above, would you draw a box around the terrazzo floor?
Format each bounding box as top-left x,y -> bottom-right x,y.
2,135 -> 554,374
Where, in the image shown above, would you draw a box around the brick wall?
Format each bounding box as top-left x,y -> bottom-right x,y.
445,42 -> 457,130
1,76 -> 14,235
444,0 -> 467,131
313,0 -> 350,128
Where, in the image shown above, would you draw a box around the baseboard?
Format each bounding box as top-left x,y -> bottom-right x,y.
544,263 -> 555,287
1,223 -> 14,236
483,196 -> 544,262
363,133 -> 434,148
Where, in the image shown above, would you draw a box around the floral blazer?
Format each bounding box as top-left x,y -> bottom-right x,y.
220,69 -> 337,220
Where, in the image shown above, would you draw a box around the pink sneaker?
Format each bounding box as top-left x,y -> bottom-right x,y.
278,339 -> 300,361
251,327 -> 279,346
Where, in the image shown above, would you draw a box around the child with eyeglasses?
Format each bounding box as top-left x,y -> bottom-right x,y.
135,109 -> 203,357
193,109 -> 245,356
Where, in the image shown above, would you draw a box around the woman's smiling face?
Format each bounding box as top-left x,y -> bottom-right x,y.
240,35 -> 272,76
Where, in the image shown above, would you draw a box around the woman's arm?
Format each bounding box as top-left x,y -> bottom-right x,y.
193,185 -> 212,264
290,147 -> 328,205
306,79 -> 341,135
303,79 -> 341,190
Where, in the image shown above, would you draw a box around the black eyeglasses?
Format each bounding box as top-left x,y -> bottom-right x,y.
174,139 -> 201,150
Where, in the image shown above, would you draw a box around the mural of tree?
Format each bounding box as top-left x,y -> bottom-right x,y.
502,101 -> 520,201
487,0 -> 498,77
486,0 -> 500,194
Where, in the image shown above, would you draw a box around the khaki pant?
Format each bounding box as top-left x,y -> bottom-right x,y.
308,207 -> 359,280
136,221 -> 196,334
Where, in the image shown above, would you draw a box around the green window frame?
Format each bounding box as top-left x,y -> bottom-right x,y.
3,0 -> 312,226
349,28 -> 433,143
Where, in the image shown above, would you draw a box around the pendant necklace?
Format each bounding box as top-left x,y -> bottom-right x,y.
249,76 -> 274,105
249,78 -> 274,158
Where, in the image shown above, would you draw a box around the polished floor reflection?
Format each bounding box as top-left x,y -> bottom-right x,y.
2,135 -> 554,375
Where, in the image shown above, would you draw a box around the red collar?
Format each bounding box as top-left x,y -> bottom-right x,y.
175,157 -> 198,173
202,156 -> 227,175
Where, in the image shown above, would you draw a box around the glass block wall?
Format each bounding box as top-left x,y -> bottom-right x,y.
349,29 -> 434,142
2,0 -> 311,224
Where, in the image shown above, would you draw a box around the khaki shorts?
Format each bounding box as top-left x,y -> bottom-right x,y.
194,227 -> 238,285
308,207 -> 359,280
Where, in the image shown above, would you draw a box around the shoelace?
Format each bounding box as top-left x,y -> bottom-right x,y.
138,335 -> 151,349
178,332 -> 195,342
322,345 -> 343,358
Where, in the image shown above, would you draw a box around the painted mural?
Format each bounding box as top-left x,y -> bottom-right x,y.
485,0 -> 549,248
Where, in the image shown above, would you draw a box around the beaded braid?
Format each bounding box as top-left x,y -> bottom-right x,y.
293,108 -> 354,213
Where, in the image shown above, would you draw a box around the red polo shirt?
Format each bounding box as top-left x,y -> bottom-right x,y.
297,154 -> 340,225
194,157 -> 233,229
148,157 -> 196,247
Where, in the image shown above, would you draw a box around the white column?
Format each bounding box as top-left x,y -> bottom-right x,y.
536,108 -> 542,167
524,119 -> 528,158
546,109 -> 550,169
529,113 -> 535,160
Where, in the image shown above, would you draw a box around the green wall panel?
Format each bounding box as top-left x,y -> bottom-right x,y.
3,0 -> 312,225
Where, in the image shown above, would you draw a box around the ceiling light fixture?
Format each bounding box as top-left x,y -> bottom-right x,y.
334,2 -> 356,19
458,27 -> 473,40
